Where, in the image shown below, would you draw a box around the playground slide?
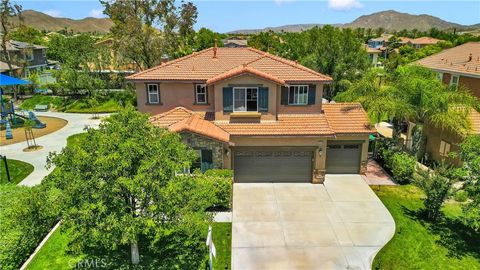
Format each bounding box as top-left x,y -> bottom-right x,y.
14,112 -> 47,129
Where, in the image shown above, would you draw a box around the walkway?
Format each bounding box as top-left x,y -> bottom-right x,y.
0,112 -> 107,186
362,158 -> 397,186
232,175 -> 395,270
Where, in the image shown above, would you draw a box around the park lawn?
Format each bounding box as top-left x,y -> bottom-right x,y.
66,133 -> 87,148
0,159 -> 34,184
26,222 -> 232,270
372,185 -> 480,270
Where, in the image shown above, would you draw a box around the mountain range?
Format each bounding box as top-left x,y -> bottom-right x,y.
229,10 -> 480,34
13,9 -> 480,35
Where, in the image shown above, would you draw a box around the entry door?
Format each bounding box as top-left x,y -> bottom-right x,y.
234,149 -> 313,183
326,143 -> 361,174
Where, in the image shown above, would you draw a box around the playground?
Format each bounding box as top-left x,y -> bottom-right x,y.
0,116 -> 67,146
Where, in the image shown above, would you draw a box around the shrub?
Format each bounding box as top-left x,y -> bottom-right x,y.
454,190 -> 468,203
416,171 -> 451,221
389,152 -> 417,184
0,183 -> 61,269
203,169 -> 233,210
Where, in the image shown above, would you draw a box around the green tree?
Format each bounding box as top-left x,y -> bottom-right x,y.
458,135 -> 480,231
194,27 -> 221,51
9,25 -> 44,45
46,107 -> 216,266
102,0 -> 198,69
416,168 -> 452,221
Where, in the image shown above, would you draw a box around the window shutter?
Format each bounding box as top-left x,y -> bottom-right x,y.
223,87 -> 233,112
308,84 -> 316,105
281,86 -> 288,105
258,87 -> 269,112
201,149 -> 213,172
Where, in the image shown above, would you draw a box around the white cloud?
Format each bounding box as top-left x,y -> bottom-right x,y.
88,9 -> 104,18
43,9 -> 61,17
328,0 -> 363,11
274,0 -> 293,6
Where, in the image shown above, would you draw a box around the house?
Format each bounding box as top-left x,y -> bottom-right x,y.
367,34 -> 393,49
416,42 -> 480,98
416,42 -> 480,165
410,37 -> 443,49
222,37 -> 248,48
365,46 -> 382,67
0,40 -> 48,77
127,47 -> 375,183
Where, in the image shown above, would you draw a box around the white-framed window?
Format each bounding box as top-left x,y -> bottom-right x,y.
233,87 -> 258,112
195,84 -> 207,104
288,85 -> 309,105
147,84 -> 160,104
436,72 -> 443,82
450,75 -> 459,89
439,140 -> 451,157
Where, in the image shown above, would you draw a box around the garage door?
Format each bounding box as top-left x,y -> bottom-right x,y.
234,149 -> 313,183
326,143 -> 361,174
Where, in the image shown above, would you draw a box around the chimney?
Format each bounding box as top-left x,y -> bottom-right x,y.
213,39 -> 218,59
468,53 -> 472,62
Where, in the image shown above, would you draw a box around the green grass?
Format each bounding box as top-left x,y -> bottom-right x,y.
0,159 -> 34,184
26,222 -> 232,270
372,185 -> 480,270
212,222 -> 232,270
66,133 -> 88,148
63,98 -> 123,113
19,95 -> 63,111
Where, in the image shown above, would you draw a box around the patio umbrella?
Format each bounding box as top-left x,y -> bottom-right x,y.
0,74 -> 30,86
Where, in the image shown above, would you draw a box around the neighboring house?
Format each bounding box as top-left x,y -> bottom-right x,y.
0,61 -> 20,74
365,46 -> 382,67
416,42 -> 480,165
416,42 -> 480,98
222,38 -> 248,48
127,47 -> 375,183
0,40 -> 48,77
410,37 -> 443,49
91,38 -> 136,74
367,34 -> 393,49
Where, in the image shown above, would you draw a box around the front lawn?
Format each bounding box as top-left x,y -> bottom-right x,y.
373,185 -> 480,270
26,222 -> 232,270
0,159 -> 34,184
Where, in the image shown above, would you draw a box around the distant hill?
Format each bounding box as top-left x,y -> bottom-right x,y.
229,10 -> 478,34
14,10 -> 113,34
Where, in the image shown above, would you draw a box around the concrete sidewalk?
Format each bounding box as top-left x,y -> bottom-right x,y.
232,175 -> 395,270
0,112 -> 108,186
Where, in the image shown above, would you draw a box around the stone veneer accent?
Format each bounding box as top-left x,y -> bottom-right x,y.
313,169 -> 326,184
180,132 -> 224,169
360,160 -> 368,175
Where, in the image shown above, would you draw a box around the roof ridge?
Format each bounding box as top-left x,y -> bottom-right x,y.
127,48 -> 214,79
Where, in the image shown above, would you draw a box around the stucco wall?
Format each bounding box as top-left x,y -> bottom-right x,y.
423,124 -> 462,166
441,73 -> 480,99
135,82 -> 215,115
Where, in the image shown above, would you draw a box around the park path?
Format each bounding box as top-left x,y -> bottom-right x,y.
0,112 -> 107,186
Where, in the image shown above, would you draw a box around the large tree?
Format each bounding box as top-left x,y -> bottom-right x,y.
0,0 -> 22,99
101,0 -> 198,70
47,107 -> 216,266
458,135 -> 480,231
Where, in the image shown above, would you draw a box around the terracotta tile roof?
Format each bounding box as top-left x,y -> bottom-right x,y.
399,37 -> 414,43
416,42 -> 480,77
126,47 -> 332,84
150,107 -> 195,127
216,114 -> 334,136
411,37 -> 442,45
322,103 -> 376,135
170,114 -> 230,143
207,66 -> 285,85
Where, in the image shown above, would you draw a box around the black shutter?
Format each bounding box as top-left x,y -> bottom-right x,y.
308,84 -> 316,105
281,86 -> 288,105
223,87 -> 233,112
201,149 -> 213,172
258,87 -> 269,112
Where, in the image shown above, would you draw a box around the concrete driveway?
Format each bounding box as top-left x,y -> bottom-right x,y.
231,174 -> 395,270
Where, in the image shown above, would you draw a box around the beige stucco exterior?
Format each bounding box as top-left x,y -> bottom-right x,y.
423,124 -> 462,166
440,73 -> 480,99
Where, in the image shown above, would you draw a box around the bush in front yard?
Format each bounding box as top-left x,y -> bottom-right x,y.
389,152 -> 417,184
203,169 -> 233,210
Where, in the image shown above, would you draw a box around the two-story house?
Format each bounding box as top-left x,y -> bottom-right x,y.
0,40 -> 48,77
127,47 -> 375,183
416,42 -> 480,165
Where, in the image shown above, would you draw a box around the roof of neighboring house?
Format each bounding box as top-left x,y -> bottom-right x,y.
398,37 -> 414,43
223,39 -> 248,47
369,34 -> 394,42
0,61 -> 20,72
5,40 -> 47,50
416,42 -> 480,77
366,47 -> 382,53
323,103 -> 375,135
149,103 -> 375,142
411,37 -> 442,45
126,47 -> 332,84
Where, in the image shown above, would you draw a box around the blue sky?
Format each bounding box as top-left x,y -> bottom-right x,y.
19,0 -> 480,33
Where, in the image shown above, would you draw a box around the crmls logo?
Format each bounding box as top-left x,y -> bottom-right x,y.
69,258 -> 107,268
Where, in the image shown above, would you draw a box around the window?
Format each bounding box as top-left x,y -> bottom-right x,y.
436,72 -> 443,82
195,84 -> 207,104
450,75 -> 459,89
189,149 -> 213,172
288,85 -> 308,105
439,140 -> 451,157
147,84 -> 159,104
233,87 -> 257,112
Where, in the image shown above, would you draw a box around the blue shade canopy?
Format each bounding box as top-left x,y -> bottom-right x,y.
0,74 -> 30,86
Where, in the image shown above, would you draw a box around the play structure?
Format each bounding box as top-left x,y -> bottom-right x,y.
0,74 -> 46,140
